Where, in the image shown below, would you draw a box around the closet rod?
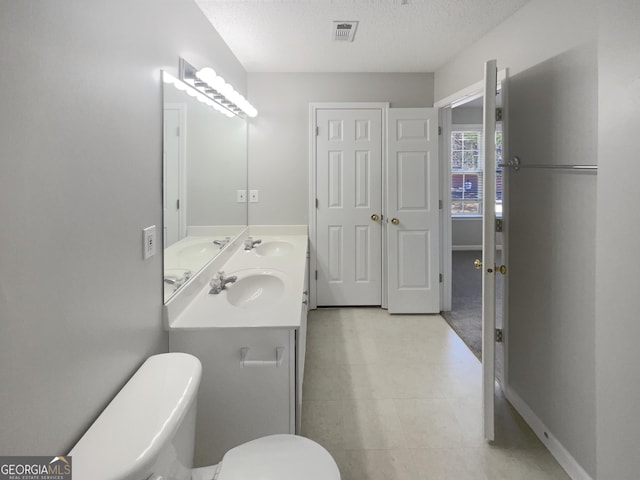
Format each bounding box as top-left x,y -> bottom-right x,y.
499,156 -> 598,172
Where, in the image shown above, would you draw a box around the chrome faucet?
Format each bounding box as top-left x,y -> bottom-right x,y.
164,270 -> 193,291
209,271 -> 237,294
244,237 -> 262,251
213,236 -> 231,248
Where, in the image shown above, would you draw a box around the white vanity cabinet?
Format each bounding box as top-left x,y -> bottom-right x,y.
170,327 -> 297,466
166,230 -> 310,467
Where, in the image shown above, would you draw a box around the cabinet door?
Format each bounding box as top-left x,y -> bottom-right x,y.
170,328 -> 294,466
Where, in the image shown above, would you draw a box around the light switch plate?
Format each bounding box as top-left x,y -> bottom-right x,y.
237,189 -> 247,202
249,190 -> 259,203
143,225 -> 157,260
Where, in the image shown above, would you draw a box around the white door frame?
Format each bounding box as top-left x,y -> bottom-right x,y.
434,69 -> 509,394
309,102 -> 390,310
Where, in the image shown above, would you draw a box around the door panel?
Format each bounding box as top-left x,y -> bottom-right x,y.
316,109 -> 383,306
397,230 -> 429,287
387,108 -> 439,314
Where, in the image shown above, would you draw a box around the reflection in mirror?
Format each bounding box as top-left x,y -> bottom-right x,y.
162,72 -> 248,302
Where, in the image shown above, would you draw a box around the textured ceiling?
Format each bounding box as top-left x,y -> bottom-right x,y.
195,0 -> 530,72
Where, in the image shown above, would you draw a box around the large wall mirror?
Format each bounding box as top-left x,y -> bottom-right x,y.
162,72 -> 248,302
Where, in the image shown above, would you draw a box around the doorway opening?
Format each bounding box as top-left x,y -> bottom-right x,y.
438,87 -> 506,383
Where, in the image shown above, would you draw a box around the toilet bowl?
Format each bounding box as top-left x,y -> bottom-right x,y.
69,353 -> 340,480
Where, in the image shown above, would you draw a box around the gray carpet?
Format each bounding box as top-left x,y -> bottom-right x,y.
441,250 -> 503,362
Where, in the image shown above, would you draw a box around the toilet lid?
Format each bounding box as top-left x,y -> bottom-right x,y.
216,434 -> 340,480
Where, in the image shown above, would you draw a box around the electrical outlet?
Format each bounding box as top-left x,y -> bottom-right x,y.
143,225 -> 157,260
236,189 -> 247,202
249,190 -> 259,203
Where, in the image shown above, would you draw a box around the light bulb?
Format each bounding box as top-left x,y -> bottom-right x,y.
221,83 -> 234,97
196,67 -> 217,85
228,91 -> 242,106
211,75 -> 225,91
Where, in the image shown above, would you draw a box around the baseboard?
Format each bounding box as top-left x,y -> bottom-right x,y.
504,385 -> 593,480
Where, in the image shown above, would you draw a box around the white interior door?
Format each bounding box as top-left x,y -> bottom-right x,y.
316,108 -> 383,306
163,104 -> 185,247
482,59 -> 498,441
387,108 -> 440,313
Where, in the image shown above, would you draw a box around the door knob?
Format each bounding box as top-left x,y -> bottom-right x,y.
371,214 -> 379,222
474,259 -> 507,275
391,218 -> 399,225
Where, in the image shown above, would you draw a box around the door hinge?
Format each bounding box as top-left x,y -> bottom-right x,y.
495,328 -> 503,343
439,273 -> 443,283
438,126 -> 442,136
176,199 -> 180,209
315,198 -> 319,209
316,126 -> 319,136
315,270 -> 318,280
439,199 -> 443,210
495,108 -> 503,122
495,218 -> 503,232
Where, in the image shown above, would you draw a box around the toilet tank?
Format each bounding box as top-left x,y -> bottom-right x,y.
69,353 -> 202,480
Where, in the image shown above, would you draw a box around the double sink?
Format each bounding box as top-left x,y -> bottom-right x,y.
166,233 -> 308,329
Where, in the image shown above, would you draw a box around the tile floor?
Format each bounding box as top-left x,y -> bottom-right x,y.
301,307 -> 569,480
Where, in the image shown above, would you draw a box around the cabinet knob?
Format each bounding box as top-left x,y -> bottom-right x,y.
391,217 -> 399,225
371,213 -> 379,222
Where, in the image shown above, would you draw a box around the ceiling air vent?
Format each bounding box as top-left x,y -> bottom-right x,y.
333,21 -> 359,42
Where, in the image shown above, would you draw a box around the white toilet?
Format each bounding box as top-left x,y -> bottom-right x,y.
69,353 -> 340,480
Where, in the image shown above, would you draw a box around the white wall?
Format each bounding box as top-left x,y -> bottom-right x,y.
247,72 -> 434,225
0,0 -> 245,455
508,43 -> 598,477
434,0 -> 597,101
596,1 -> 640,478
452,106 -> 483,125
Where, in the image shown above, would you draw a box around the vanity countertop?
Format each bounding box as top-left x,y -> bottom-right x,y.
166,232 -> 308,330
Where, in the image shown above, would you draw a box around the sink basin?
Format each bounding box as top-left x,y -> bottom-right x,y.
225,269 -> 286,309
254,241 -> 294,257
177,242 -> 217,259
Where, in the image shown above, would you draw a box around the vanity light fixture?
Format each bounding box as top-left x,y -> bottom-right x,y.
163,71 -> 235,118
178,58 -> 258,119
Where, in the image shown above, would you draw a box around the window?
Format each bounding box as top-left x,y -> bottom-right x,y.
450,126 -> 503,216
